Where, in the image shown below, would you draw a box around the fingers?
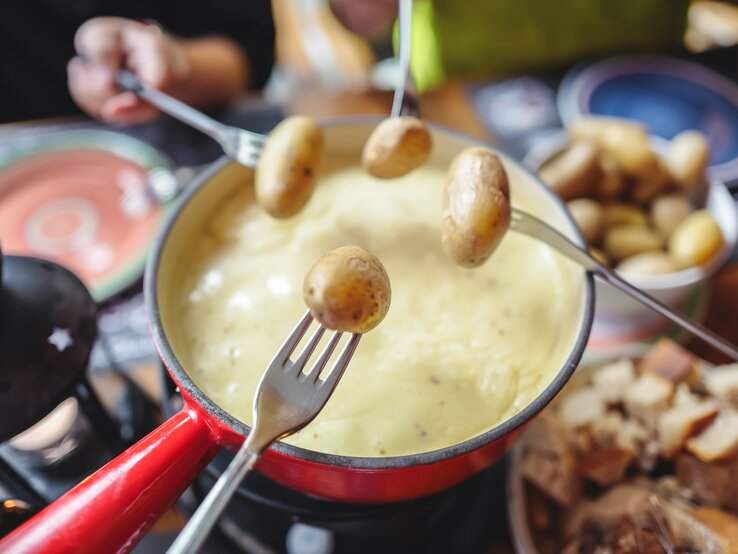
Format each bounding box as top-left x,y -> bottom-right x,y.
121,25 -> 172,90
67,56 -> 117,118
68,56 -> 156,123
70,17 -> 188,123
74,17 -> 128,66
100,92 -> 160,124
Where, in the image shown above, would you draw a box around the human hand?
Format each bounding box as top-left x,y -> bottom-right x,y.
68,17 -> 189,123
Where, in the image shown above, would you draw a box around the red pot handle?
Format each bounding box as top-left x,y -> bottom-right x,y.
0,407 -> 219,554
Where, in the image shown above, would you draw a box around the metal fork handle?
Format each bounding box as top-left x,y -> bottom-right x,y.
166,435 -> 262,554
596,265 -> 738,360
511,209 -> 738,361
390,0 -> 420,118
116,69 -> 241,143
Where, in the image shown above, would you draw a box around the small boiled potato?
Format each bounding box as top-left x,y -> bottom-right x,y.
604,225 -> 663,261
538,140 -> 600,200
361,116 -> 432,178
651,193 -> 693,237
570,117 -> 656,177
595,154 -> 626,200
603,203 -> 648,227
303,246 -> 391,333
567,198 -> 605,244
668,210 -> 724,268
617,251 -> 678,278
255,116 -> 324,218
629,159 -> 671,205
441,147 -> 511,267
665,130 -> 710,193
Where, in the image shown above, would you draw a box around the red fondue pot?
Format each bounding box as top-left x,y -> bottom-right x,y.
0,119 -> 594,553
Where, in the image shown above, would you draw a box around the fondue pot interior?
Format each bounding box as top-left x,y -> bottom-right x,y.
0,119 -> 593,554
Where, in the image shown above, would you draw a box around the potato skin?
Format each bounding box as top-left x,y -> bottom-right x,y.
668,210 -> 724,268
538,140 -> 600,201
595,153 -> 626,200
441,147 -> 511,267
303,246 -> 391,333
665,130 -> 710,193
629,159 -> 671,205
651,193 -> 693,238
603,203 -> 648,227
617,251 -> 678,278
569,117 -> 656,177
567,198 -> 605,244
604,225 -> 663,261
361,116 -> 432,179
255,116 -> 324,218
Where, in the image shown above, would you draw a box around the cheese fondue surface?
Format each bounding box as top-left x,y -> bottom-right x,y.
174,160 -> 581,457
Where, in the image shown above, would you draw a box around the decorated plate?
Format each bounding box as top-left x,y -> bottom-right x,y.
0,129 -> 176,301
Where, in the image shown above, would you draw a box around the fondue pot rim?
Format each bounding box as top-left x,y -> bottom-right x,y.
145,116 -> 595,470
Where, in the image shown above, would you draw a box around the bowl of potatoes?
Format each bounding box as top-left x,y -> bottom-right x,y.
526,117 -> 738,338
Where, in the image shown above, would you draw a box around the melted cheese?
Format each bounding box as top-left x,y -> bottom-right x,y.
175,161 -> 580,457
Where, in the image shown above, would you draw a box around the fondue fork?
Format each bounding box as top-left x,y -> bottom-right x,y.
391,0 -> 420,118
510,209 -> 738,361
115,70 -> 265,168
168,311 -> 361,554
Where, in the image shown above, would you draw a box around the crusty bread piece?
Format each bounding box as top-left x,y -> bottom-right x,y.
576,446 -> 635,486
522,452 -> 583,508
686,410 -> 738,462
558,387 -> 606,429
561,498 -> 595,540
592,359 -> 637,404
676,453 -> 738,511
672,383 -> 702,407
524,414 -> 575,458
618,418 -> 650,450
585,481 -> 654,527
639,338 -> 698,384
692,507 -> 738,553
658,400 -> 719,457
624,374 -> 675,427
705,364 -> 738,409
590,410 -> 625,448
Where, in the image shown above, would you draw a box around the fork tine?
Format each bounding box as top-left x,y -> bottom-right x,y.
305,332 -> 342,382
290,325 -> 326,376
268,311 -> 313,369
318,333 -> 361,388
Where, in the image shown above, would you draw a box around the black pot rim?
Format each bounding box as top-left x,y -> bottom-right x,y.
144,116 -> 595,470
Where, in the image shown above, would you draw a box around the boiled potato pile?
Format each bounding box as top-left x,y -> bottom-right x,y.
303,246 -> 391,333
441,147 -> 512,268
255,116 -> 325,219
361,116 -> 433,179
538,117 -> 723,277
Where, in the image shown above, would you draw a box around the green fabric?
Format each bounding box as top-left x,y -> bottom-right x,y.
405,0 -> 690,91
